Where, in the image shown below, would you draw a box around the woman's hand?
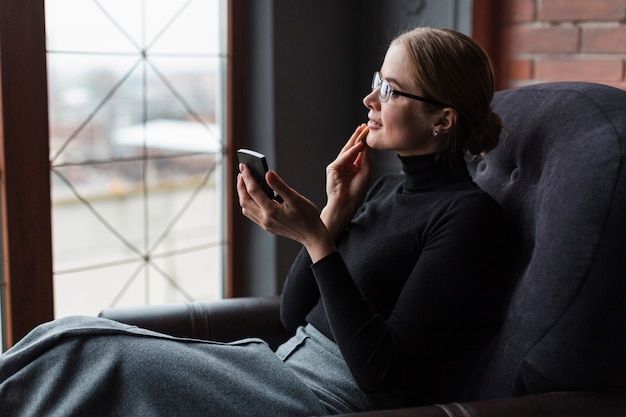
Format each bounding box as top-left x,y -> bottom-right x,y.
237,164 -> 336,263
321,124 -> 372,239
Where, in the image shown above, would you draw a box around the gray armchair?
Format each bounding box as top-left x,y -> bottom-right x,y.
101,82 -> 626,416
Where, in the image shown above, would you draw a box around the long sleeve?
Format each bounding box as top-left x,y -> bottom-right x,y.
311,194 -> 506,393
280,248 -> 320,333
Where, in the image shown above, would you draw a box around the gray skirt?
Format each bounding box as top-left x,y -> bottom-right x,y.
0,316 -> 376,416
277,324 -> 384,414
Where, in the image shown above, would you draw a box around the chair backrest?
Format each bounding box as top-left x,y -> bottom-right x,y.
466,82 -> 626,398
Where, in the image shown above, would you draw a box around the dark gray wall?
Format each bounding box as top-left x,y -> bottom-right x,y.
240,0 -> 472,296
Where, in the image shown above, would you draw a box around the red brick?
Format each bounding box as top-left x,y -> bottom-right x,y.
535,58 -> 624,81
582,26 -> 626,53
539,0 -> 626,21
501,59 -> 533,80
499,0 -> 536,23
503,26 -> 579,54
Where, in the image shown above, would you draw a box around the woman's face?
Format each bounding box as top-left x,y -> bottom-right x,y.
363,44 -> 442,157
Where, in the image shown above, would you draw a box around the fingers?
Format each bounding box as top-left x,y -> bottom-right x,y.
341,123 -> 369,152
355,126 -> 369,144
353,144 -> 371,174
237,165 -> 268,221
333,138 -> 368,170
236,168 -> 259,219
238,164 -> 276,207
238,166 -> 284,234
265,170 -> 294,204
333,124 -> 371,171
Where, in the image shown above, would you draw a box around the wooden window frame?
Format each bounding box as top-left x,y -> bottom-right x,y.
0,0 -> 54,348
0,0 -> 247,349
226,0 -> 246,298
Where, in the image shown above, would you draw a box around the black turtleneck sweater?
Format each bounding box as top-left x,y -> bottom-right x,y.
280,152 -> 508,406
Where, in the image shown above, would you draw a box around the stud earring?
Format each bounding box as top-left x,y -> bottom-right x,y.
431,131 -> 438,137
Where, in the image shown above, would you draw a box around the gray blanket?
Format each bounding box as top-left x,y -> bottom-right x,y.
0,316 -> 329,417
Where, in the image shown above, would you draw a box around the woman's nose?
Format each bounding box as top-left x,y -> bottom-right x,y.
363,89 -> 379,109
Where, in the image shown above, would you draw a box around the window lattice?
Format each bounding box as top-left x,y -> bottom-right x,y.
46,0 -> 226,316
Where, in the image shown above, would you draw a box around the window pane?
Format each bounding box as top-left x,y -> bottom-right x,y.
46,0 -> 226,317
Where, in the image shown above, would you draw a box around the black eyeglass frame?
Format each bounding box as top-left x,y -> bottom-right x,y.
371,71 -> 453,108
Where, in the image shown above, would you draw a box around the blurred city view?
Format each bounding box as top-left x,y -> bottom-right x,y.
46,0 -> 226,317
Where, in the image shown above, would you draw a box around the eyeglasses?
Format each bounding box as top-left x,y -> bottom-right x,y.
371,71 -> 451,108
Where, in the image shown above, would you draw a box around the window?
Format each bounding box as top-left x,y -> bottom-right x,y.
1,0 -> 250,351
45,0 -> 228,317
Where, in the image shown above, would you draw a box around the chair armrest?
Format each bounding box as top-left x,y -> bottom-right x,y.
333,391 -> 626,417
99,295 -> 291,350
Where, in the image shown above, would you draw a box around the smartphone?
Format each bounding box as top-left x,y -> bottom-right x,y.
237,149 -> 283,202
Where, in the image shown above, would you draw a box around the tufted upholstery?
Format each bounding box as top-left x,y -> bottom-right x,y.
466,81 -> 626,398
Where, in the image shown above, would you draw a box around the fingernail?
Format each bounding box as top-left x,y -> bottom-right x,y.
239,163 -> 244,172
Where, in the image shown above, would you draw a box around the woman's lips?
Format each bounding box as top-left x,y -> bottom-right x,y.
367,119 -> 381,129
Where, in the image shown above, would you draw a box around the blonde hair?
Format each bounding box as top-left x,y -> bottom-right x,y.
392,27 -> 502,155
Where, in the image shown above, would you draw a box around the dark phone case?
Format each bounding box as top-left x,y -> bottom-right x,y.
237,149 -> 280,201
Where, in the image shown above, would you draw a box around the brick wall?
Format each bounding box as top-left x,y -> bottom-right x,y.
488,0 -> 626,90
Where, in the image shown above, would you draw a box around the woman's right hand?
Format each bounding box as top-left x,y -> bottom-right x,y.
321,124 -> 371,239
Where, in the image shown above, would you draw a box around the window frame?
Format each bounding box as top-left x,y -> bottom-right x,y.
0,0 -> 54,349
0,0 -> 247,349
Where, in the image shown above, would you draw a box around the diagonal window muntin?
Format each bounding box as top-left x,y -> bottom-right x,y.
46,0 -> 226,314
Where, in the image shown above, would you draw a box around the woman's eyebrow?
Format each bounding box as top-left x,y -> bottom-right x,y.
384,75 -> 404,88
379,71 -> 402,85
380,70 -> 413,90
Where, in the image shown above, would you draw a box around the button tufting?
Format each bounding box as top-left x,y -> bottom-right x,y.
510,167 -> 520,181
477,160 -> 487,172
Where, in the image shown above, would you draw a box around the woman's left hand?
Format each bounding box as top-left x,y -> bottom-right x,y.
321,125 -> 371,239
237,165 -> 336,263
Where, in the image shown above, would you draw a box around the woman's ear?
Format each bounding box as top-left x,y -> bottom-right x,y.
432,108 -> 458,136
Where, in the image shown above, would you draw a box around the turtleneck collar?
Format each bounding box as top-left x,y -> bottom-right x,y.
398,150 -> 471,193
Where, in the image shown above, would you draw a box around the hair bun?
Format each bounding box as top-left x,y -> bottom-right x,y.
465,110 -> 502,155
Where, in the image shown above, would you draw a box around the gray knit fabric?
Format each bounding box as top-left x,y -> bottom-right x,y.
0,316 -> 329,417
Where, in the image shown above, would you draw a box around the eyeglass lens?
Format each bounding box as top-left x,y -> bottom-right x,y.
372,72 -> 391,102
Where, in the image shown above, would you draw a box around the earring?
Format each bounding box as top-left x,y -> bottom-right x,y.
431,131 -> 438,137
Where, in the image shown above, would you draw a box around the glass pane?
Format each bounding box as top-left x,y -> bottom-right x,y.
46,0 -> 226,318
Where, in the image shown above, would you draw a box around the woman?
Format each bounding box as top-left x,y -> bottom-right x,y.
239,26 -> 507,412
0,28 -> 507,416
